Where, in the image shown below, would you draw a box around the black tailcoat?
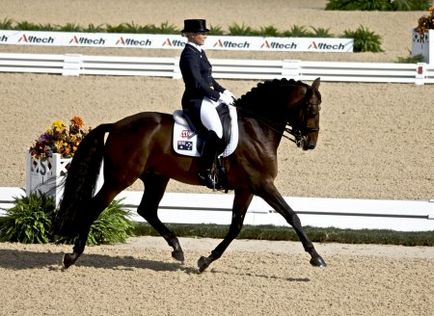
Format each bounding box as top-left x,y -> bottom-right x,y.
179,44 -> 225,130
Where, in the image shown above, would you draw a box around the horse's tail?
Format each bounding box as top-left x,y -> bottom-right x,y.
53,123 -> 113,237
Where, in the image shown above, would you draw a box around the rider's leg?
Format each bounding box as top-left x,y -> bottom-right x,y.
198,98 -> 223,189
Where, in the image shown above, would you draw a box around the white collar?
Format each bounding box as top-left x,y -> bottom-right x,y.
187,41 -> 203,52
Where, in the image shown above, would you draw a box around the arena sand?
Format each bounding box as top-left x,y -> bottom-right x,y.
0,1 -> 433,315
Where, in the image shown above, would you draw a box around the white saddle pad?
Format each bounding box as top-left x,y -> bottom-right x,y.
172,105 -> 239,157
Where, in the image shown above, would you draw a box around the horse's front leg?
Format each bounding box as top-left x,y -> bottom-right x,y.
258,182 -> 326,267
198,189 -> 253,272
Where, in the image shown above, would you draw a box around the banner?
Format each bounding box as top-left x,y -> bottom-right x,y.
0,30 -> 353,52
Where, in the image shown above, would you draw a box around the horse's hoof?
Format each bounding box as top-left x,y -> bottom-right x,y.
310,256 -> 327,268
62,254 -> 75,269
197,256 -> 211,273
172,249 -> 185,263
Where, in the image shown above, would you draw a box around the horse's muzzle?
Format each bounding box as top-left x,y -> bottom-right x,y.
297,136 -> 316,150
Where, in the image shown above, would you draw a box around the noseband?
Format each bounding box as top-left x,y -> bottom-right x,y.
285,98 -> 320,147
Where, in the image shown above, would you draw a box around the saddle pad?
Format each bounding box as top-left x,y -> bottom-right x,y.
172,105 -> 239,157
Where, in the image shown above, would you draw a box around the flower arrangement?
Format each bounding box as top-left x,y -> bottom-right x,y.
415,5 -> 434,35
29,116 -> 91,159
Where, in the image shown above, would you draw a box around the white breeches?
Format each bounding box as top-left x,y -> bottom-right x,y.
200,97 -> 223,139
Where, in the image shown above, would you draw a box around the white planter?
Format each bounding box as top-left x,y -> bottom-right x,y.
26,152 -> 104,207
26,153 -> 70,207
412,29 -> 433,63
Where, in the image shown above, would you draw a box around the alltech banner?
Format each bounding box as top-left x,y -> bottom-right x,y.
0,30 -> 353,52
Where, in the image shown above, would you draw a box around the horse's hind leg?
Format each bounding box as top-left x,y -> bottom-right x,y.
63,184 -> 120,269
198,189 -> 253,272
138,173 -> 184,262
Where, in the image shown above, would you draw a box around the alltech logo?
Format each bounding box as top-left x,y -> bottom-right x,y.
162,38 -> 185,48
18,34 -> 54,44
0,34 -> 7,42
260,40 -> 297,50
69,36 -> 105,45
115,36 -> 152,47
213,39 -> 250,49
308,41 -> 346,51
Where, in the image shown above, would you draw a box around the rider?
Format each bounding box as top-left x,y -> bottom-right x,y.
179,19 -> 235,189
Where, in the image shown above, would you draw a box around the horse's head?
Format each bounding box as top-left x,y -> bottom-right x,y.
288,78 -> 322,151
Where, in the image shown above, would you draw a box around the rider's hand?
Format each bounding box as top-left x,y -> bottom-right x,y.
223,89 -> 236,100
219,91 -> 234,105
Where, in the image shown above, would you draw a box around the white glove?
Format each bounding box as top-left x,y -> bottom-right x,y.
223,89 -> 236,100
219,91 -> 234,105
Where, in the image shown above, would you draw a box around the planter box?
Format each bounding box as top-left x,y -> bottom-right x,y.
26,153 -> 103,207
26,153 -> 70,207
412,29 -> 433,63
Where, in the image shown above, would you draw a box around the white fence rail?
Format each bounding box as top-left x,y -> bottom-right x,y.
1,187 -> 433,232
0,52 -> 433,84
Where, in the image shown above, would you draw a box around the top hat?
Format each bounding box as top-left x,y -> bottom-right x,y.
182,19 -> 209,33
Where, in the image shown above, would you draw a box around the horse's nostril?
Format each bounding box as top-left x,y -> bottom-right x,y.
307,143 -> 316,150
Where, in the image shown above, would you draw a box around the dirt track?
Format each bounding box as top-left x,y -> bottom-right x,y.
1,237 -> 434,316
0,1 -> 433,315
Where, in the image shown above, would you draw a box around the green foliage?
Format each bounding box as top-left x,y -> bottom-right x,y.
310,27 -> 334,37
259,25 -> 280,37
86,199 -> 133,245
133,223 -> 434,246
0,192 -> 56,243
344,25 -> 384,52
326,0 -> 431,11
208,25 -> 224,35
0,17 -> 13,29
0,193 -> 133,245
228,23 -> 256,36
395,53 -> 425,63
154,21 -> 179,34
282,25 -> 313,37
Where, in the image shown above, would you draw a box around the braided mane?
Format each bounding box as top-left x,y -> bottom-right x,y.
234,78 -> 309,120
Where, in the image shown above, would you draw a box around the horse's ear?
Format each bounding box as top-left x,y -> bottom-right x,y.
312,77 -> 320,90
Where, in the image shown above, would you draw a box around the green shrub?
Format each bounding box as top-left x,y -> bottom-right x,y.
0,192 -> 56,243
396,54 -> 425,63
0,192 -> 134,245
311,27 -> 334,37
208,25 -> 224,35
282,25 -> 314,37
344,25 -> 384,52
228,23 -> 257,36
326,0 -> 431,11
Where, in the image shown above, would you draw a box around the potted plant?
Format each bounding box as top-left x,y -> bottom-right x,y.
412,5 -> 434,63
26,116 -> 91,206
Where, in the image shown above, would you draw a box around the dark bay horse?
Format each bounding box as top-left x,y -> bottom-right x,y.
54,77 -> 326,271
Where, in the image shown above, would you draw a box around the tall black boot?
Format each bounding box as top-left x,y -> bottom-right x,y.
198,130 -> 220,189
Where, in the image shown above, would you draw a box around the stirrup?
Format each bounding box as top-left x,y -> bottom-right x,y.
198,170 -> 217,190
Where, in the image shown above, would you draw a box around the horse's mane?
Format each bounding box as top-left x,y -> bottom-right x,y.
234,78 -> 310,119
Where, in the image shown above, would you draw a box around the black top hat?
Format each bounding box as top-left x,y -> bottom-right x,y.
182,19 -> 209,33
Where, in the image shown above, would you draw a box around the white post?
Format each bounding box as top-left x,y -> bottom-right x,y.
282,59 -> 300,80
63,54 -> 82,76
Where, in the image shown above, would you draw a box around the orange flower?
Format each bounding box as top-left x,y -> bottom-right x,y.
71,116 -> 84,129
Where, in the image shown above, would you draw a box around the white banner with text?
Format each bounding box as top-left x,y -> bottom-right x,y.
0,30 -> 353,53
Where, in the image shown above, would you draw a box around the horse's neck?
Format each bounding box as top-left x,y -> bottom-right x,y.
239,115 -> 285,149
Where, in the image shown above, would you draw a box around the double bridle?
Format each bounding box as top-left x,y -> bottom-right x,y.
285,99 -> 321,147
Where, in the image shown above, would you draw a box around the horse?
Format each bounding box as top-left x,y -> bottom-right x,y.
53,77 -> 326,272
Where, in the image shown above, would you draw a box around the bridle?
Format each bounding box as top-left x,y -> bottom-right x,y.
285,95 -> 321,148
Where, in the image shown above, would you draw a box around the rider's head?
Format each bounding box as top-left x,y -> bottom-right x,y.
181,19 -> 209,46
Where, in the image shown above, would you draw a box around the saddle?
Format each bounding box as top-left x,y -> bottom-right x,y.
172,104 -> 238,157
172,104 -> 239,190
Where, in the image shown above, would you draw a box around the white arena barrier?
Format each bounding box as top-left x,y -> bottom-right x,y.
0,53 -> 433,84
